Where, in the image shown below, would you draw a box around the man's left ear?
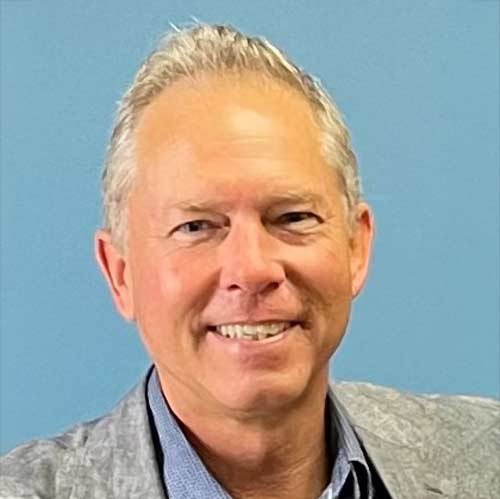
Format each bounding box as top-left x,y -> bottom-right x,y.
349,202 -> 374,298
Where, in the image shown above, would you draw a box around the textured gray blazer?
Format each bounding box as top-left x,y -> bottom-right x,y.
1,377 -> 499,499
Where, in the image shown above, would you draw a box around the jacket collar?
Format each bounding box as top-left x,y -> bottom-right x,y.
65,373 -> 451,499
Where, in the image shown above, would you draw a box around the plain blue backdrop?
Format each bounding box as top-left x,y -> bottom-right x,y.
1,0 -> 498,453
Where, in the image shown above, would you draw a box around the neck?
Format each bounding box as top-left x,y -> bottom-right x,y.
159,372 -> 332,499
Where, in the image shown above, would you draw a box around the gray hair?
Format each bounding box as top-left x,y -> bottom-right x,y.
102,23 -> 362,249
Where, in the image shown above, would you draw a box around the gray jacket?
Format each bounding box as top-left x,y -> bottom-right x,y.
1,377 -> 499,499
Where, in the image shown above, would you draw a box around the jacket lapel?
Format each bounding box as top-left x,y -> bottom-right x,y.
351,424 -> 447,498
67,378 -> 167,499
332,382 -> 449,498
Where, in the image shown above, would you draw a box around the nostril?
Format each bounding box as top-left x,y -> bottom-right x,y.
226,280 -> 282,294
266,282 -> 280,292
256,280 -> 282,295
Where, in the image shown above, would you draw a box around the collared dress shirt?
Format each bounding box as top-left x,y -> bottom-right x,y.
147,368 -> 378,499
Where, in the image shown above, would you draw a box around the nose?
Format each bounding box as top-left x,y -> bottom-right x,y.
218,222 -> 286,295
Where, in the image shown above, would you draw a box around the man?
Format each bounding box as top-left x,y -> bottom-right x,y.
1,24 -> 498,499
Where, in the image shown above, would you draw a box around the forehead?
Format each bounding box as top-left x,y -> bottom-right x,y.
132,74 -> 338,206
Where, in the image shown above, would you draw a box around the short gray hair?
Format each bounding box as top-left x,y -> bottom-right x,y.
102,23 -> 362,248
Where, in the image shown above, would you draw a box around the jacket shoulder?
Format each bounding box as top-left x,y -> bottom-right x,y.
333,381 -> 500,497
333,381 -> 499,435
0,377 -> 151,499
0,419 -> 99,499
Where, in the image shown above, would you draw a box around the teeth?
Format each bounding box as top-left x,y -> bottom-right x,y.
215,322 -> 291,341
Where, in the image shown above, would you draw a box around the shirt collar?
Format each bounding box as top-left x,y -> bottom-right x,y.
327,386 -> 373,498
147,368 -> 372,499
147,368 -> 231,499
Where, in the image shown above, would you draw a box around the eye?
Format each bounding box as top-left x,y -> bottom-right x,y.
276,211 -> 322,227
170,219 -> 220,239
176,220 -> 214,233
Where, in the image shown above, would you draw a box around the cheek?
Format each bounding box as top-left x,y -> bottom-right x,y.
132,249 -> 214,326
130,253 -> 204,363
300,242 -> 352,298
134,260 -> 190,320
305,245 -> 353,349
158,264 -> 188,309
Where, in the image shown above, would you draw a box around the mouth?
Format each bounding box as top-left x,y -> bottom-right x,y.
206,321 -> 301,341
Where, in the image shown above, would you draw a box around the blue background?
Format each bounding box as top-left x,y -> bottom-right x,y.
1,0 -> 498,453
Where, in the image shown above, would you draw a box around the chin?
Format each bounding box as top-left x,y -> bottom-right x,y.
209,367 -> 315,415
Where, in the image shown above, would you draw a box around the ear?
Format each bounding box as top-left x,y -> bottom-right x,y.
349,202 -> 374,298
95,229 -> 135,321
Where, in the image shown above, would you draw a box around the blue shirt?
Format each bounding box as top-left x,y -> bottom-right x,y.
147,368 -> 375,499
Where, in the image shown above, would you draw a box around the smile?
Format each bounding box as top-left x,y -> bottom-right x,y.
210,321 -> 295,341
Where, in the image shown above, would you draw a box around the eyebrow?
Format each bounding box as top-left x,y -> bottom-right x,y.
168,191 -> 326,213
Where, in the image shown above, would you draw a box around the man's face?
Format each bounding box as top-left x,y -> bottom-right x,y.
98,75 -> 372,416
